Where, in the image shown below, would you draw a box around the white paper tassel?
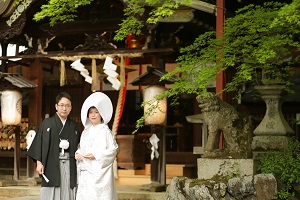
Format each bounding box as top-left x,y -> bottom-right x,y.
104,69 -> 119,78
104,56 -> 117,70
149,134 -> 160,160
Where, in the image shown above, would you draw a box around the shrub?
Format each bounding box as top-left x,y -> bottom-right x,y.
258,139 -> 300,199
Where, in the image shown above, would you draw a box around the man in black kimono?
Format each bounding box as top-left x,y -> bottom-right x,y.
27,92 -> 81,200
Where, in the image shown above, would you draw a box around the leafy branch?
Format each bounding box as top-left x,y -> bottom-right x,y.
114,0 -> 192,41
33,0 -> 92,26
133,96 -> 163,134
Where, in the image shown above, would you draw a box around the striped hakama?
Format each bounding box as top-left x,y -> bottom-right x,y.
40,153 -> 76,200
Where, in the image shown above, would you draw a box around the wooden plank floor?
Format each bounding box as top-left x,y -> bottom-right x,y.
116,164 -> 196,186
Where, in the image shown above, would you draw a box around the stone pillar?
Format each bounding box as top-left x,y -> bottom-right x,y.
252,85 -> 294,159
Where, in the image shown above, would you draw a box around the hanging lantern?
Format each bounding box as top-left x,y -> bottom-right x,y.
1,90 -> 22,125
143,85 -> 167,125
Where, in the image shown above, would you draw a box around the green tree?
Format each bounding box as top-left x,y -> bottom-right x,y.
162,2 -> 300,100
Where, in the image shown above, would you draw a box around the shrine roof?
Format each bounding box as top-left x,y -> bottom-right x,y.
0,73 -> 37,88
130,66 -> 177,86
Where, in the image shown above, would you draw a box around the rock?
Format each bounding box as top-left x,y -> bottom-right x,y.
227,176 -> 255,199
166,174 -> 277,200
254,174 -> 277,200
165,177 -> 186,200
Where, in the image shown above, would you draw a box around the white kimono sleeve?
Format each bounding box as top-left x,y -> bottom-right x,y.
92,126 -> 118,169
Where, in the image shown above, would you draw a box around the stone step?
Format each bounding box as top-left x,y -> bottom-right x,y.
144,163 -> 196,177
115,173 -> 173,186
0,164 -> 194,188
115,163 -> 195,186
0,185 -> 166,200
1,163 -> 196,177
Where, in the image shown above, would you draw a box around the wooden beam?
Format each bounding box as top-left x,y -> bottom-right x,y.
0,48 -> 174,60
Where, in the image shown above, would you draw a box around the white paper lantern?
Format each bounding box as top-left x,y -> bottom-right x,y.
1,90 -> 22,125
143,85 -> 167,125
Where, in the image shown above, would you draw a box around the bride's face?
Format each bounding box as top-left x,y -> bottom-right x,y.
88,107 -> 101,125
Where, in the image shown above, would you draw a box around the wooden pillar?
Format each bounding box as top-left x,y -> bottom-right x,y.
215,0 -> 225,99
0,42 -> 8,72
149,125 -> 166,191
159,126 -> 166,186
13,126 -> 21,180
150,126 -> 159,182
149,55 -> 166,191
216,0 -> 226,148
27,59 -> 43,177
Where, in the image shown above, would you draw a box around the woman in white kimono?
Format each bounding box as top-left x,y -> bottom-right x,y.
75,92 -> 118,200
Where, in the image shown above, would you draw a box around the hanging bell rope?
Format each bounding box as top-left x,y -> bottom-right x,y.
112,55 -> 127,134
60,60 -> 66,86
111,55 -> 127,180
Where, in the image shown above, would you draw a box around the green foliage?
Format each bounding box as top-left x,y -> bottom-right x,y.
32,0 -> 190,39
33,0 -> 92,26
132,92 -> 165,133
114,16 -> 145,41
114,0 -> 192,41
161,2 -> 300,99
227,161 -> 241,180
162,31 -> 223,98
272,0 -> 300,27
258,139 -> 300,199
133,100 -> 156,134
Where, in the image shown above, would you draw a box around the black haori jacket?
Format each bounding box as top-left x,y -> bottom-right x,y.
27,114 -> 81,188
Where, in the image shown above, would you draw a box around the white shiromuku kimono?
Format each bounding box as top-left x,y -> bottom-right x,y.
76,124 -> 118,200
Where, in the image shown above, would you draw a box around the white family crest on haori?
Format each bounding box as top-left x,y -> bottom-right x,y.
25,130 -> 36,150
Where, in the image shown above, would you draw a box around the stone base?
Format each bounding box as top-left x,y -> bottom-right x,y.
252,151 -> 272,160
251,135 -> 290,151
197,158 -> 255,180
0,178 -> 37,187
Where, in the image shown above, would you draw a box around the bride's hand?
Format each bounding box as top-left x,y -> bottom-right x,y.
83,153 -> 95,160
75,153 -> 84,161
